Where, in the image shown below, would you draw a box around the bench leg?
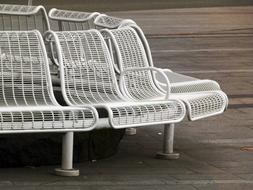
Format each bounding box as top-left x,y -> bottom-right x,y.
54,132 -> 80,176
156,123 -> 180,160
27,0 -> 33,5
125,128 -> 137,135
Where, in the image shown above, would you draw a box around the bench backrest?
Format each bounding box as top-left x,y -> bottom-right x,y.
48,9 -> 136,31
48,30 -> 124,105
0,4 -> 50,34
0,31 -> 57,106
94,14 -> 136,30
103,27 -> 163,100
48,8 -> 99,31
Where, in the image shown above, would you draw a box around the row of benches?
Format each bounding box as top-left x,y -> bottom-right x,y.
0,3 -> 228,176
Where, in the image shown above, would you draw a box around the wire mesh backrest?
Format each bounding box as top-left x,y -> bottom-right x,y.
106,27 -> 162,100
0,4 -> 49,34
94,15 -> 124,30
54,30 -> 122,105
94,14 -> 136,30
0,31 -> 55,106
49,9 -> 99,31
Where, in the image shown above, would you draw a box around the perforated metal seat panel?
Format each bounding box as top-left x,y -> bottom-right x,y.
170,80 -> 221,94
49,30 -> 185,128
0,31 -> 97,133
0,107 -> 95,133
103,27 -> 228,121
155,71 -> 221,93
170,91 -> 227,121
108,101 -> 185,128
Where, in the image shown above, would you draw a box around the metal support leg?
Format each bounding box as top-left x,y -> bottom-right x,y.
28,0 -> 33,5
54,132 -> 79,176
156,124 -> 180,160
125,127 -> 137,136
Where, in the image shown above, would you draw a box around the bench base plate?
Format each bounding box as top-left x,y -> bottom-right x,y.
54,168 -> 80,177
156,152 -> 180,160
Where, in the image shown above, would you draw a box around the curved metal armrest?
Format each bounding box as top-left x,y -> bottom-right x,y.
161,68 -> 173,73
119,67 -> 171,100
154,68 -> 173,89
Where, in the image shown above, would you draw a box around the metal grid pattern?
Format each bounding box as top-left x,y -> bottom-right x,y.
0,107 -> 96,133
156,71 -> 221,93
0,4 -> 38,14
155,71 -> 222,95
171,80 -> 221,94
94,14 -> 136,29
119,68 -> 168,100
49,30 -> 185,128
174,92 -> 227,121
130,24 -> 225,95
104,26 -> 228,121
110,101 -> 185,128
0,31 -> 97,133
104,28 -> 164,100
0,4 -> 49,34
48,8 -> 99,31
54,30 -> 122,104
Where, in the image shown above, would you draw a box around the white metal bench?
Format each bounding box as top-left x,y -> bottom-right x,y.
46,7 -> 223,99
0,30 -> 98,176
45,30 -> 186,158
102,26 -> 228,159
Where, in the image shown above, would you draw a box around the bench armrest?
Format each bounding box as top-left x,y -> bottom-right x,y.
119,67 -> 171,100
154,68 -> 173,89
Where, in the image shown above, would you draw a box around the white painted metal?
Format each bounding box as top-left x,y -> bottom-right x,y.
0,4 -> 60,77
47,9 -> 137,73
119,67 -> 171,100
94,14 -> 136,29
102,26 -> 228,121
0,30 -> 98,176
0,4 -> 50,34
54,132 -> 80,176
46,30 -> 186,129
128,24 -> 224,94
156,124 -> 180,160
48,8 -> 136,31
0,30 -> 98,133
27,0 -> 33,5
48,8 -> 100,31
62,132 -> 74,170
164,124 -> 175,154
